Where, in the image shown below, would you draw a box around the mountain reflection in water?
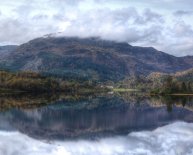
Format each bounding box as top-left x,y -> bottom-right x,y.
0,93 -> 193,140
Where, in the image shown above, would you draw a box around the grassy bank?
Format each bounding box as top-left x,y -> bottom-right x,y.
113,88 -> 139,92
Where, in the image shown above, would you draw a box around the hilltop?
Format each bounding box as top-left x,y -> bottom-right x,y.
0,36 -> 193,81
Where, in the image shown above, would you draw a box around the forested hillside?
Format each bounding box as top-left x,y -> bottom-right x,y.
117,68 -> 193,94
1,37 -> 193,81
0,70 -> 100,93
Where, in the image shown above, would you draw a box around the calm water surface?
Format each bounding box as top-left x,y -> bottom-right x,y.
0,93 -> 193,155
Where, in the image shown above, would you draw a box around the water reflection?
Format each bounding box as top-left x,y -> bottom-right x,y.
0,93 -> 193,140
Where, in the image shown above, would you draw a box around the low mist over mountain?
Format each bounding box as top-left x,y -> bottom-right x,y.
0,36 -> 193,81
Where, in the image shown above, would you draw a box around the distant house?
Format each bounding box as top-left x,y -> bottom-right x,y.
106,86 -> 114,89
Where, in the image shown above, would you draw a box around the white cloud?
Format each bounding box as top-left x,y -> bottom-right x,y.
0,0 -> 193,56
1,122 -> 193,155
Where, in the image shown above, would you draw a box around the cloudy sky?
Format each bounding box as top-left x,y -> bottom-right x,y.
0,0 -> 193,56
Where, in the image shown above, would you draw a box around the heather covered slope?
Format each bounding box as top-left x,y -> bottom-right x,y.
0,36 -> 193,81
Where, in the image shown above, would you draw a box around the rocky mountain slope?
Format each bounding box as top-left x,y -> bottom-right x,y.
0,36 -> 193,81
0,45 -> 17,60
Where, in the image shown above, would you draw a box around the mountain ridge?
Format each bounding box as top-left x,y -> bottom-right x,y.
0,36 -> 193,81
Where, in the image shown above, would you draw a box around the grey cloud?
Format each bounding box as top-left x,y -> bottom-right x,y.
0,17 -> 58,44
166,21 -> 193,56
49,0 -> 84,4
55,7 -> 164,44
166,41 -> 193,56
0,0 -> 193,56
32,14 -> 48,20
135,9 -> 164,25
174,10 -> 193,16
141,26 -> 163,43
172,21 -> 193,37
13,2 -> 35,16
0,19 -> 28,43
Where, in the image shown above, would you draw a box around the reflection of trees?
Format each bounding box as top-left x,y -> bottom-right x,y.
148,95 -> 193,113
117,92 -> 193,113
0,93 -> 82,111
115,91 -> 147,105
5,94 -> 193,140
0,92 -> 112,111
0,93 -> 60,111
167,104 -> 173,112
1,91 -> 193,114
1,92 -> 193,140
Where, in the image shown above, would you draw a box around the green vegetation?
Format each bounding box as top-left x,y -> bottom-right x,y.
0,70 -> 108,93
149,76 -> 193,94
150,75 -> 193,94
113,88 -> 139,92
0,68 -> 193,95
117,69 -> 193,95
